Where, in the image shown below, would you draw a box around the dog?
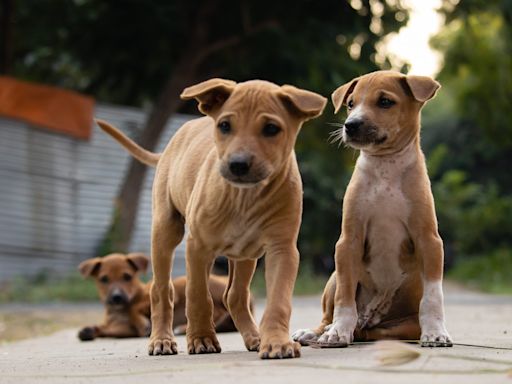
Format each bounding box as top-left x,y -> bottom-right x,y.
77,253 -> 240,340
292,70 -> 452,348
96,79 -> 326,359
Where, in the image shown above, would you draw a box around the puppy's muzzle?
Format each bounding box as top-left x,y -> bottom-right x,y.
229,154 -> 252,177
343,118 -> 387,146
220,153 -> 269,186
107,289 -> 129,306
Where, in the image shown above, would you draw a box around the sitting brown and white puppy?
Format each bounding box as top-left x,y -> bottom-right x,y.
78,253 -> 240,340
293,70 -> 452,348
96,79 -> 326,359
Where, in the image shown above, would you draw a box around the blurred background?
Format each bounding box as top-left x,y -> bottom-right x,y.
0,0 -> 511,336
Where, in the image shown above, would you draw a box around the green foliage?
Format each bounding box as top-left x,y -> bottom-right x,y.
431,11 -> 512,148
296,112 -> 357,271
423,0 -> 512,290
433,169 -> 512,256
10,0 -> 408,106
448,248 -> 512,294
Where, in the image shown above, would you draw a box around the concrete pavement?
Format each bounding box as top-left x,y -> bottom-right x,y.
1,286 -> 511,383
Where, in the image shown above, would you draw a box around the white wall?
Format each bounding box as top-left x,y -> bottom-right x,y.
0,104 -> 192,280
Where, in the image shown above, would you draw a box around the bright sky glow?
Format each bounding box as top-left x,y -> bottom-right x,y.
384,0 -> 444,76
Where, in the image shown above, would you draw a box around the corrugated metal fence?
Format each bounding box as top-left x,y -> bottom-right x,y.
0,104 -> 192,281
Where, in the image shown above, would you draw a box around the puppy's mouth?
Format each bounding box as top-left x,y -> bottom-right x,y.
106,302 -> 129,310
346,133 -> 387,147
226,179 -> 261,188
222,176 -> 267,189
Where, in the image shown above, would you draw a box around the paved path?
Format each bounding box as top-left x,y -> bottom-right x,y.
1,286 -> 511,383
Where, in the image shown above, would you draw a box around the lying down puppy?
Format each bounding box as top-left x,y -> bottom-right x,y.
77,253 -> 245,340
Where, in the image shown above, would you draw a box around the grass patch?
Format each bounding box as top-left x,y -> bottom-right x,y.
251,264 -> 328,297
448,248 -> 512,294
0,273 -> 98,304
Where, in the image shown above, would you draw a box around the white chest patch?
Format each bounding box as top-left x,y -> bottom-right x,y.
355,144 -> 417,327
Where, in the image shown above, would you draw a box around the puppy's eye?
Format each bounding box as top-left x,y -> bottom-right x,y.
122,273 -> 132,282
217,121 -> 231,134
378,97 -> 395,109
262,123 -> 281,137
347,100 -> 354,110
99,276 -> 109,284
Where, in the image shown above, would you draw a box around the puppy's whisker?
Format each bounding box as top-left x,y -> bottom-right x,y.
328,127 -> 345,147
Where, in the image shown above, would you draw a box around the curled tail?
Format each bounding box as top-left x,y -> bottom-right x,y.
95,119 -> 161,167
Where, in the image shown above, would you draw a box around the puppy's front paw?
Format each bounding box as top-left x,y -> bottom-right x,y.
421,328 -> 453,347
292,328 -> 319,346
187,335 -> 221,354
317,321 -> 353,347
259,339 -> 301,359
78,326 -> 97,341
148,337 -> 178,355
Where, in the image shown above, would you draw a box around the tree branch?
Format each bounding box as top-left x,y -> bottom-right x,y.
195,18 -> 280,63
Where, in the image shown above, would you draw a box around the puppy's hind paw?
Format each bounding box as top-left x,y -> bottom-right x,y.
148,337 -> 178,355
421,330 -> 453,347
292,328 -> 319,346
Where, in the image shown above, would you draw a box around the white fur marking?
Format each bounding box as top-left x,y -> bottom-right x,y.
419,280 -> 452,345
318,305 -> 357,345
352,143 -> 418,326
347,104 -> 366,121
292,328 -> 319,344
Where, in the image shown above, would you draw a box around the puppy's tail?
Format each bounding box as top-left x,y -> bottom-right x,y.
95,119 -> 161,167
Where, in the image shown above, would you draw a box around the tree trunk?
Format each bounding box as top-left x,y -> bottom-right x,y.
0,0 -> 14,74
99,6 -> 276,253
100,55 -> 199,253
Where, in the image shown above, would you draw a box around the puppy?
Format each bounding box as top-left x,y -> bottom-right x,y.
96,79 -> 326,359
78,253 -> 240,340
293,70 -> 452,347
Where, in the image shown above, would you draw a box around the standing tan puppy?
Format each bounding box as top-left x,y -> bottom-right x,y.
293,70 -> 452,348
97,79 -> 326,359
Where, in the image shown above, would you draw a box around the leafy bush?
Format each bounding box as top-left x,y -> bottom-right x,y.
448,248 -> 512,294
433,169 -> 512,257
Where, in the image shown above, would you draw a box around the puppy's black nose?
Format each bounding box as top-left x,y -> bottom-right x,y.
109,293 -> 126,305
229,155 -> 252,177
344,119 -> 363,137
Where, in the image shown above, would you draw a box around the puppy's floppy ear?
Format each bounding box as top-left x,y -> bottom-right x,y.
126,253 -> 149,273
331,78 -> 359,114
78,258 -> 102,277
276,85 -> 327,121
403,75 -> 441,102
180,78 -> 236,115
